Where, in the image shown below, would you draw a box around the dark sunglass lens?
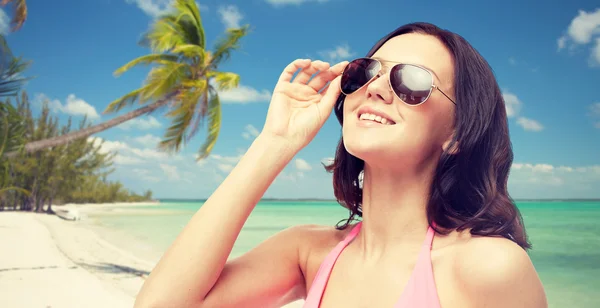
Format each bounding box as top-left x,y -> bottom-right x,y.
390,65 -> 432,105
341,59 -> 380,94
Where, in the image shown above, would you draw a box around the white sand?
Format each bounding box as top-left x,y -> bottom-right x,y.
0,212 -> 136,308
0,208 -> 304,308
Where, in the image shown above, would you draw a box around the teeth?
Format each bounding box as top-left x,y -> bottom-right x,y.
359,112 -> 393,125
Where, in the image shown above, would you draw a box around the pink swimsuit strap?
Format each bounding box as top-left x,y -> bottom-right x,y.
303,221 -> 441,308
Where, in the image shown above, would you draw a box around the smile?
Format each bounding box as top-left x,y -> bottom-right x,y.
356,106 -> 397,125
358,113 -> 395,125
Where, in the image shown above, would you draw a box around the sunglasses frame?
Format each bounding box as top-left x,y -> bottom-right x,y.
339,57 -> 457,106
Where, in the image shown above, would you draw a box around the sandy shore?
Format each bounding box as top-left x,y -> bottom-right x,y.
0,212 -> 140,307
0,206 -> 304,308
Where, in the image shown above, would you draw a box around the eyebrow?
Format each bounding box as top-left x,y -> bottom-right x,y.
370,56 -> 442,82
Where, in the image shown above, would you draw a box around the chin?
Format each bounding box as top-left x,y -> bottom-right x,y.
343,135 -> 397,165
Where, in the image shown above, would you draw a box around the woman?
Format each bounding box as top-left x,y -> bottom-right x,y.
134,22 -> 548,308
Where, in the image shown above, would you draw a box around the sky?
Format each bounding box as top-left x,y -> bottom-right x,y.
2,0 -> 600,199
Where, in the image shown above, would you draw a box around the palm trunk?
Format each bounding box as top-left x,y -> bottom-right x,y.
3,97 -> 173,158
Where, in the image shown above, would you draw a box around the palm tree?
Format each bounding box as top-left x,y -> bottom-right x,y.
1,0 -> 27,32
0,0 -> 29,196
4,0 -> 248,159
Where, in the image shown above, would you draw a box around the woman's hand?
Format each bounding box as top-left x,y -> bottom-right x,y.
260,59 -> 348,152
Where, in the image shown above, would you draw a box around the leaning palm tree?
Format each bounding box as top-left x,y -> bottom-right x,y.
4,0 -> 248,159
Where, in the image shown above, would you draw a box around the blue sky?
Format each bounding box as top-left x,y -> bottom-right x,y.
2,0 -> 599,199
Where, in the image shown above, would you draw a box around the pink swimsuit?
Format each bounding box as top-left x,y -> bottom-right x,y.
303,221 -> 441,307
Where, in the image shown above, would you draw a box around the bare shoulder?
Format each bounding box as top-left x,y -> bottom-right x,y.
453,235 -> 548,308
284,223 -> 355,286
283,222 -> 355,249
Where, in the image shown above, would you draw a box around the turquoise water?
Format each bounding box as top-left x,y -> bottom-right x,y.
87,200 -> 600,308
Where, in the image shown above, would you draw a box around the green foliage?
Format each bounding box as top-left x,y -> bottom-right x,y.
108,0 -> 249,160
0,92 -> 154,211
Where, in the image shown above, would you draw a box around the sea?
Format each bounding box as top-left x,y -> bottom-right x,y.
83,200 -> 600,308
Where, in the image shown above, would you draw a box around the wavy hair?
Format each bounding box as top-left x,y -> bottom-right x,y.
324,22 -> 530,250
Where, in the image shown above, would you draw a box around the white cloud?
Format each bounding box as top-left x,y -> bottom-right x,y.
501,90 -> 544,132
209,154 -> 243,164
242,124 -> 260,140
217,164 -> 234,172
118,116 -> 163,130
132,168 -> 161,182
89,136 -> 180,165
218,5 -> 243,29
508,57 -> 517,66
589,102 -> 600,128
502,90 -> 522,118
134,134 -> 162,147
509,163 -> 600,191
36,93 -> 100,120
0,8 -> 9,35
126,0 -> 208,17
160,163 -> 180,181
557,8 -> 600,66
295,158 -> 312,171
592,38 -> 600,66
511,163 -> 554,173
218,85 -> 272,104
516,117 -> 544,132
318,43 -> 355,63
126,0 -> 171,17
266,0 -> 331,7
321,157 -> 334,166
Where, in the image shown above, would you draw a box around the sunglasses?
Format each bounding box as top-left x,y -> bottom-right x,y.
339,57 -> 456,106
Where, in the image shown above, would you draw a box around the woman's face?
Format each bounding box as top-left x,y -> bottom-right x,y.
342,33 -> 457,170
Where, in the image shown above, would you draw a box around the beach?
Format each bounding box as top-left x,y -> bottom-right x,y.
1,200 -> 599,308
0,203 -> 304,308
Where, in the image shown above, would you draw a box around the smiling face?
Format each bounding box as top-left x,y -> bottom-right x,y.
342,33 -> 457,171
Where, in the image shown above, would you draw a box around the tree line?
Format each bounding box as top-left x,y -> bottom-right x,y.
0,91 -> 154,212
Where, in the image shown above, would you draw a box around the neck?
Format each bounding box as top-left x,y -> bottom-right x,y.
354,162 -> 436,259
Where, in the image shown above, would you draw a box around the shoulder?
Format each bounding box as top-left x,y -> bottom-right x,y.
452,235 -> 547,308
282,223 -> 354,252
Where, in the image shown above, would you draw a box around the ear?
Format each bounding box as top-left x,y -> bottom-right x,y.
442,133 -> 459,155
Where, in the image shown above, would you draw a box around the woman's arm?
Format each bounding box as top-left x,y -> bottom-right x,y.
134,135 -> 302,308
133,59 -> 348,308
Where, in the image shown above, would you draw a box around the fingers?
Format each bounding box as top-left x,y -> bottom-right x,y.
293,60 -> 330,84
308,61 -> 349,92
317,75 -> 343,120
278,59 -> 311,83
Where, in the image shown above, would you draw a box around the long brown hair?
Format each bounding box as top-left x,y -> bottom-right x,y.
324,22 -> 530,250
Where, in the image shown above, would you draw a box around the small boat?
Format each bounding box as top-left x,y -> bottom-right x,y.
54,207 -> 81,221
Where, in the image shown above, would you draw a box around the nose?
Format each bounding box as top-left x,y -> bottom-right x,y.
365,71 -> 393,104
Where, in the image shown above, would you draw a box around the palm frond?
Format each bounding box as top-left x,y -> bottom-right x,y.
113,54 -> 179,76
104,85 -> 150,114
0,101 -> 25,155
141,62 -> 188,101
209,71 -> 240,91
142,16 -> 189,53
0,186 -> 30,196
173,0 -> 205,48
141,4 -> 204,54
196,88 -> 221,160
210,26 -> 249,68
1,0 -> 27,32
0,56 -> 32,97
171,44 -> 206,60
158,95 -> 197,153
